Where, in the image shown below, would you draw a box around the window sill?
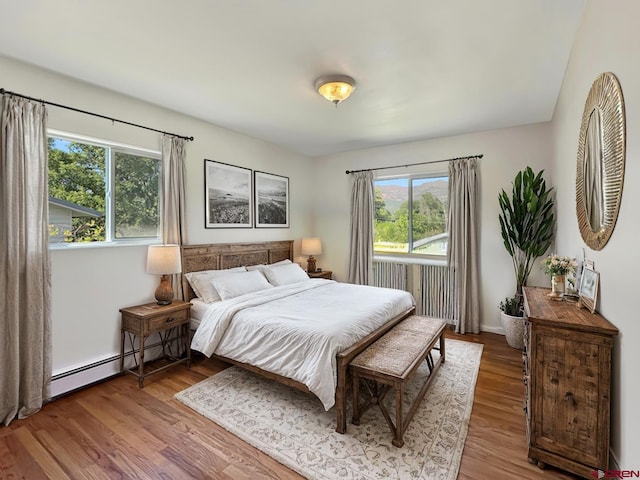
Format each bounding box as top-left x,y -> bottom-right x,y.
49,239 -> 160,251
374,255 -> 447,267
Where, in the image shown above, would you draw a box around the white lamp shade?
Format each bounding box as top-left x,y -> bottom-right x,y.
146,244 -> 182,275
301,237 -> 322,256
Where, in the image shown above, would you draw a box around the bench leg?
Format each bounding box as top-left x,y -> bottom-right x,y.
352,373 -> 361,425
440,333 -> 446,363
392,383 -> 404,447
336,359 -> 348,433
426,352 -> 434,372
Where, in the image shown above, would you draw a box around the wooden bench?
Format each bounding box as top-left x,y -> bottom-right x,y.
349,315 -> 446,447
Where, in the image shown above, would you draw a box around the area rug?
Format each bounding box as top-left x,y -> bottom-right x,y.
175,339 -> 483,480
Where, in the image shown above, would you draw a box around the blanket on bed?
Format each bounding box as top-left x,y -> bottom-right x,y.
190,280 -> 415,409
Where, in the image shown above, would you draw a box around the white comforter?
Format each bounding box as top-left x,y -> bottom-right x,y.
190,279 -> 415,410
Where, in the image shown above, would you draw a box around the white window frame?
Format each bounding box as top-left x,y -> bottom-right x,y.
373,171 -> 449,264
47,129 -> 162,249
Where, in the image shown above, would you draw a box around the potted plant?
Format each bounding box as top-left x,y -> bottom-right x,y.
498,167 -> 555,348
499,297 -> 525,349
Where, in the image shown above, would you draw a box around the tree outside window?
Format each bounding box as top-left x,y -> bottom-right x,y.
48,135 -> 160,244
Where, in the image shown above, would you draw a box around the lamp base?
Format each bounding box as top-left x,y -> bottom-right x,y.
155,274 -> 174,305
307,256 -> 317,273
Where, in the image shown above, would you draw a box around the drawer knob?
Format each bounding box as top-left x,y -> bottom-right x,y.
166,317 -> 174,322
564,392 -> 577,407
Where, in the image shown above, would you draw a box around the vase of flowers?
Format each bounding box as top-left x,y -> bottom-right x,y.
551,274 -> 565,296
541,255 -> 577,299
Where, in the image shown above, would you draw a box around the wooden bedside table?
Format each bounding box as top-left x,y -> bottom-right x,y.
308,270 -> 332,279
119,300 -> 191,387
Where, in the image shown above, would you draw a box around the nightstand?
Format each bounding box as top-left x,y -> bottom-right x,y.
119,300 -> 191,387
308,270 -> 332,279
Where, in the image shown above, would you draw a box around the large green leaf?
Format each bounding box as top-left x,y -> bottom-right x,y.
497,166 -> 555,294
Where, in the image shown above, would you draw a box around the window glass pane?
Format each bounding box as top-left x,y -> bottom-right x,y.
410,176 -> 448,256
374,178 -> 409,253
113,151 -> 160,238
48,137 -> 106,242
374,174 -> 449,257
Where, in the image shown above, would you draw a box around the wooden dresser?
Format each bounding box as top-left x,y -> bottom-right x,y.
522,287 -> 618,478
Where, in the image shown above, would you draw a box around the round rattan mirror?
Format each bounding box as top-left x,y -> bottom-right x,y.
576,72 -> 626,250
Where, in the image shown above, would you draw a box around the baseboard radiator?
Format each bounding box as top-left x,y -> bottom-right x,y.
372,260 -> 408,291
419,264 -> 456,322
373,260 -> 456,323
50,337 -> 176,399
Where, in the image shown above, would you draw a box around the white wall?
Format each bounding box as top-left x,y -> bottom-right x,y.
1,55 -> 314,392
311,123 -> 553,333
551,0 -> 640,467
7,2 -> 636,461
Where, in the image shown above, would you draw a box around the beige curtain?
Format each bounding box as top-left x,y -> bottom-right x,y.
0,96 -> 51,425
447,158 -> 480,334
161,135 -> 187,299
348,171 -> 374,285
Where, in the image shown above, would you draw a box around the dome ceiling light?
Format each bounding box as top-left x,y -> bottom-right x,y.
315,75 -> 356,106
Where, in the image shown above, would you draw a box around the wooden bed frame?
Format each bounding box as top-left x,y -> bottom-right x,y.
180,240 -> 415,433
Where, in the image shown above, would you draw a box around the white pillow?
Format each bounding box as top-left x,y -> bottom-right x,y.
262,262 -> 310,286
185,266 -> 246,303
246,259 -> 292,272
210,270 -> 273,300
246,264 -> 266,271
272,259 -> 293,266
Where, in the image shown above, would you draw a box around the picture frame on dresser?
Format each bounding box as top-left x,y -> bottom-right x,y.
254,170 -> 289,228
579,266 -> 599,313
204,159 -> 253,228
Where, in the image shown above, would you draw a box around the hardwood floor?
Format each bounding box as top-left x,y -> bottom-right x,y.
449,331 -> 577,480
1,331 -> 578,479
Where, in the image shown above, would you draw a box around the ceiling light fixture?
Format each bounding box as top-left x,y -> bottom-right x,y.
315,75 -> 356,106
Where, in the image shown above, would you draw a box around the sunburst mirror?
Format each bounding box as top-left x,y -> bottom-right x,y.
576,72 -> 626,250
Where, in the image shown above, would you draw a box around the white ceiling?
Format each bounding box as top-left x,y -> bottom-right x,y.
0,0 -> 585,157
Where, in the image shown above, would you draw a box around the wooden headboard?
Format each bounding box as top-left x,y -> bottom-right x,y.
180,240 -> 294,300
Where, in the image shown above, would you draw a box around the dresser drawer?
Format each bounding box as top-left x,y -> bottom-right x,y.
145,308 -> 189,333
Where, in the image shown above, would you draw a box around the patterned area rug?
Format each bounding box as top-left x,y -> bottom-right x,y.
175,339 -> 483,480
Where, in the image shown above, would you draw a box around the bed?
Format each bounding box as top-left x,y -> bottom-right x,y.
181,240 -> 416,433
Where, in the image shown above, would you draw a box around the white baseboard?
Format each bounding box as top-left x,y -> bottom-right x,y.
50,342 -> 168,398
480,325 -> 505,335
51,357 -> 121,398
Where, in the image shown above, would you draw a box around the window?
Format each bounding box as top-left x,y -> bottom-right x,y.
47,132 -> 161,244
374,174 -> 449,257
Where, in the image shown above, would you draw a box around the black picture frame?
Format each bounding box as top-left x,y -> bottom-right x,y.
204,159 -> 252,228
254,171 -> 289,228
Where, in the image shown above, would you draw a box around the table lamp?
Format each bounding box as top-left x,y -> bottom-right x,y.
146,244 -> 182,305
301,237 -> 322,273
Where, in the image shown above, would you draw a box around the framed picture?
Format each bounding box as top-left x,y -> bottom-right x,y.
579,266 -> 599,313
204,159 -> 252,228
254,171 -> 289,228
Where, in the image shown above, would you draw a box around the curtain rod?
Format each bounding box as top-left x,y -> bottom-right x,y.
345,153 -> 483,174
0,88 -> 194,142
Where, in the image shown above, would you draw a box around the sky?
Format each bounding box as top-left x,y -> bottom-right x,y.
375,176 -> 447,187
